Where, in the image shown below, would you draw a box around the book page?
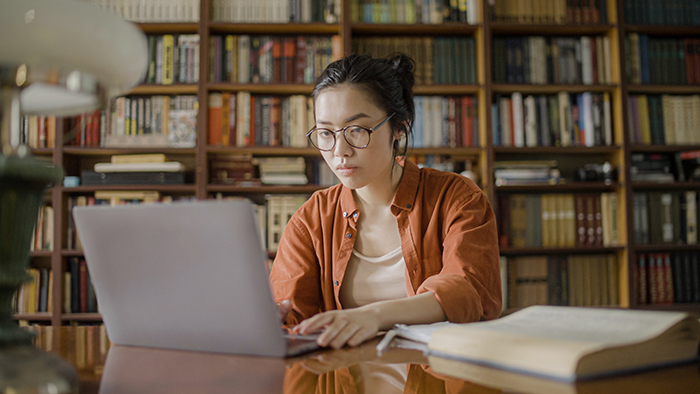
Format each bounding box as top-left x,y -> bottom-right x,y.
462,306 -> 688,346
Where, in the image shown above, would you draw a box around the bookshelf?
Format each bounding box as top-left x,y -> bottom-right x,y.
13,0 -> 700,335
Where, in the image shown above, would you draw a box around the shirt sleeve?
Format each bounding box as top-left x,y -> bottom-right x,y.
269,214 -> 323,327
416,187 -> 502,323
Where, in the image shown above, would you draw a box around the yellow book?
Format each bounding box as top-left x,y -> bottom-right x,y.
541,195 -> 551,248
638,95 -> 652,144
564,194 -> 576,247
111,154 -> 168,164
162,34 -> 174,85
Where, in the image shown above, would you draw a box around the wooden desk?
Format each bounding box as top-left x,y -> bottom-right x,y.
75,340 -> 700,394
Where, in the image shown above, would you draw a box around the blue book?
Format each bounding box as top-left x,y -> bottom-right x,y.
491,100 -> 500,146
640,34 -> 651,84
413,97 -> 424,148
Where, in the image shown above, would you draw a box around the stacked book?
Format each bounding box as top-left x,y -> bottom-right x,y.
494,160 -> 560,186
82,154 -> 187,185
254,157 -> 308,185
209,154 -> 260,186
629,153 -> 676,183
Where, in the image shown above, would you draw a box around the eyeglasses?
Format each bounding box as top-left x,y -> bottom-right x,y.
306,113 -> 396,152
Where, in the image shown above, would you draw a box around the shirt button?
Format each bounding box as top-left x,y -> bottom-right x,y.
343,212 -> 347,217
406,203 -> 411,208
346,233 -> 352,238
334,280 -> 339,286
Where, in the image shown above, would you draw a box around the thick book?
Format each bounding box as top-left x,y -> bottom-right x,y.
81,170 -> 187,185
425,306 -> 700,382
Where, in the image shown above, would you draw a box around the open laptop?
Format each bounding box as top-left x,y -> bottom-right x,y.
72,200 -> 320,357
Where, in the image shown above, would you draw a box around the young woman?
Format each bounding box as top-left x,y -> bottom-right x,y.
270,54 -> 501,351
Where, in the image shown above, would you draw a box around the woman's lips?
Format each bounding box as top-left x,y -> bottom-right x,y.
336,166 -> 358,176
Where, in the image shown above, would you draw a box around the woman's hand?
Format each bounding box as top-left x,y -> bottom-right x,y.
294,308 -> 382,349
278,299 -> 292,322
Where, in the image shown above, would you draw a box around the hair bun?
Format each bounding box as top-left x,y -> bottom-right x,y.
387,54 -> 415,91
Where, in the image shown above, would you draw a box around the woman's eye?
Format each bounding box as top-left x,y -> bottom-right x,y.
318,130 -> 333,138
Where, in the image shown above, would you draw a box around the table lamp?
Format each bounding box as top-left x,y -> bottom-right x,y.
0,0 -> 147,392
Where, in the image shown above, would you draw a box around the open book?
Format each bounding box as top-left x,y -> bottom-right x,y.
382,306 -> 700,382
427,306 -> 700,381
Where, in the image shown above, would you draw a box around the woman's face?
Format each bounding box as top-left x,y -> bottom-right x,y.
314,85 -> 398,191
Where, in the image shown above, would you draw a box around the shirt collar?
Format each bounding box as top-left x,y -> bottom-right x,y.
338,159 -> 419,220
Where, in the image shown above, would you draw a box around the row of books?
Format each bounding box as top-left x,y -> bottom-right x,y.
492,92 -> 613,147
622,0 -> 700,26
30,205 -> 55,252
211,0 -> 340,23
498,192 -> 620,250
85,0 -> 200,22
99,95 -> 197,148
636,252 -> 700,306
493,36 -> 613,85
632,191 -> 698,245
630,152 -> 681,184
490,0 -> 609,24
502,254 -> 619,310
20,115 -> 57,149
413,96 -> 479,148
143,34 -> 200,85
13,268 -> 53,314
208,35 -> 340,85
350,0 -> 479,24
353,37 -> 477,85
20,324 -> 112,374
627,95 -> 700,146
207,93 -> 311,148
626,34 -> 700,85
66,257 -> 99,314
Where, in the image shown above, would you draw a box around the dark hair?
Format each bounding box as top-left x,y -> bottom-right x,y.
312,54 -> 415,157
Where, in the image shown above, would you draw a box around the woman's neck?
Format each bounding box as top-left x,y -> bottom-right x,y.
353,163 -> 404,211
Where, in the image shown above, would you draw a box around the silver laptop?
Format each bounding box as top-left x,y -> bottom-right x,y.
72,200 -> 320,357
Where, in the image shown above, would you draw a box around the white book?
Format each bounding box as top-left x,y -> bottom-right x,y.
467,0 -> 478,24
558,92 -> 571,147
499,97 -> 512,147
686,191 -> 697,244
524,95 -> 537,147
582,92 -> 594,147
511,92 -> 524,147
581,37 -> 593,85
603,37 -> 612,84
603,92 -> 612,146
236,91 -> 251,147
94,161 -> 184,173
238,35 -> 250,83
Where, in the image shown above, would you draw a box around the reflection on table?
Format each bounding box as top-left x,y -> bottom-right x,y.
71,337 -> 700,394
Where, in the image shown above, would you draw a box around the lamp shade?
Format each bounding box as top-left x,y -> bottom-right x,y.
0,0 -> 148,116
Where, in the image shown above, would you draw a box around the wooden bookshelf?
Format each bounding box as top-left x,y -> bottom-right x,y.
15,0 -> 700,327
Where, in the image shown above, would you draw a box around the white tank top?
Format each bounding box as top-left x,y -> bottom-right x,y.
339,246 -> 408,308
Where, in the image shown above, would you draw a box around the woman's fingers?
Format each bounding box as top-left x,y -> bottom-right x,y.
328,322 -> 362,349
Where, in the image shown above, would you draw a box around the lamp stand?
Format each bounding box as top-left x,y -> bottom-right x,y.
0,79 -> 77,393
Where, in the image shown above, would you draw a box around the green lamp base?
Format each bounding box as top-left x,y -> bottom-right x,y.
0,154 -> 63,347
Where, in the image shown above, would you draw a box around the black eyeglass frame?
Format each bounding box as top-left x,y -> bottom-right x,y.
306,112 -> 396,151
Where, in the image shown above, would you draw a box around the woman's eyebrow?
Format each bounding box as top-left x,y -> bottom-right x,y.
317,113 -> 371,125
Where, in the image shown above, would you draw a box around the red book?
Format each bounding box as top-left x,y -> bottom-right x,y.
37,116 -> 47,148
228,93 -> 237,146
638,254 -> 648,305
79,259 -> 88,313
272,37 -> 282,83
648,253 -> 659,304
295,36 -> 306,84
590,0 -> 600,23
208,93 -> 222,146
283,37 -> 296,83
462,97 -> 473,147
90,109 -> 101,147
590,38 -> 599,84
663,253 -> 674,304
270,96 -> 281,146
686,38 -> 696,85
247,95 -> 256,146
594,193 -> 603,246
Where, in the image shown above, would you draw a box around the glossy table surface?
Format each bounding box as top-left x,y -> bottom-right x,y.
77,338 -> 700,394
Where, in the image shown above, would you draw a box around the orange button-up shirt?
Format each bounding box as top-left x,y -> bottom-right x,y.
269,159 -> 502,325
